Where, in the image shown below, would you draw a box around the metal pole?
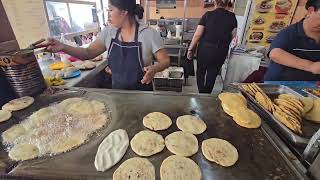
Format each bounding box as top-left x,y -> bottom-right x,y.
241,0 -> 253,46
100,0 -> 106,26
182,0 -> 188,45
144,0 -> 149,25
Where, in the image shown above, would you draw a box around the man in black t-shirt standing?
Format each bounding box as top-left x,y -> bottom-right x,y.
188,0 -> 237,93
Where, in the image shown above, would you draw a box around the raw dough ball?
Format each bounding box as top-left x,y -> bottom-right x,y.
2,96 -> 34,111
130,130 -> 165,157
64,70 -> 74,78
201,138 -> 238,167
176,115 -> 207,134
95,129 -> 129,172
143,112 -> 172,131
113,157 -> 155,180
160,155 -> 201,180
165,131 -> 198,157
84,60 -> 96,69
55,71 -> 64,79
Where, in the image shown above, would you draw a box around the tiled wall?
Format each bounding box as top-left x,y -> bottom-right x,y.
144,0 -> 307,23
143,0 -> 249,19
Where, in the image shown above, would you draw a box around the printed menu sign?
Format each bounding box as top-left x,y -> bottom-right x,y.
246,0 -> 298,47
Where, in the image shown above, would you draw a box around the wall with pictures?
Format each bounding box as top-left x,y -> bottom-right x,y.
246,0 -> 299,48
244,0 -> 308,48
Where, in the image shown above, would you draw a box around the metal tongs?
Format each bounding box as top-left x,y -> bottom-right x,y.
14,39 -> 49,53
1,39 -> 49,55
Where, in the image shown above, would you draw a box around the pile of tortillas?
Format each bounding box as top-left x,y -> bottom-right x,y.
0,96 -> 35,123
240,83 -> 320,134
95,112 -> 239,180
219,92 -> 262,129
2,97 -> 110,161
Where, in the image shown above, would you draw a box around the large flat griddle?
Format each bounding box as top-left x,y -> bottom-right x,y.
0,89 -> 300,179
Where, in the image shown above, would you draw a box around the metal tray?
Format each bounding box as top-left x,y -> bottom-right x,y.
302,88 -> 320,99
0,89 -> 299,179
238,84 -> 320,147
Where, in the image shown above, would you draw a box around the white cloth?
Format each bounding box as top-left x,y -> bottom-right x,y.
223,53 -> 261,87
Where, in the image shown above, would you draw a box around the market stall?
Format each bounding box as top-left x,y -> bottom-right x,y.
0,88 -> 308,179
0,0 -> 319,179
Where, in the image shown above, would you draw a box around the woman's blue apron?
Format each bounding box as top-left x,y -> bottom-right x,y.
107,23 -> 153,91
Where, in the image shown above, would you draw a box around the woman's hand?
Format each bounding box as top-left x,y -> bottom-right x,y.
105,66 -> 112,76
39,38 -> 66,53
187,50 -> 194,60
141,66 -> 157,84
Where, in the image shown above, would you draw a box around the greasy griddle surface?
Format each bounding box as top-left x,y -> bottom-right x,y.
3,90 -> 297,179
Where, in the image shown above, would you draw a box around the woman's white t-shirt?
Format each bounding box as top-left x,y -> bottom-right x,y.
97,23 -> 164,66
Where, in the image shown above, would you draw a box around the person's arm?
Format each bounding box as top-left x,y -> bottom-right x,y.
231,28 -> 237,40
42,38 -> 106,60
62,40 -> 106,60
152,49 -> 170,72
230,15 -> 238,43
268,27 -> 320,74
141,49 -> 170,84
187,12 -> 207,60
188,25 -> 205,52
41,27 -> 109,60
141,29 -> 170,84
269,48 -> 320,74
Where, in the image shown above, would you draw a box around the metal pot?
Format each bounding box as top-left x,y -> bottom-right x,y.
0,49 -> 46,97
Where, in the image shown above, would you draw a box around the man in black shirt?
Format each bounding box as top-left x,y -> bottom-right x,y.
188,0 -> 237,93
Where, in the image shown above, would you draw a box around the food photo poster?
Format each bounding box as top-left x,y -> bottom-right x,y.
246,0 -> 298,47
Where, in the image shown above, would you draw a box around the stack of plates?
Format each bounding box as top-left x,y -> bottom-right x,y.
1,60 -> 46,97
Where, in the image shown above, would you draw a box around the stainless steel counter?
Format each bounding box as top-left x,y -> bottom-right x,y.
1,89 -> 306,179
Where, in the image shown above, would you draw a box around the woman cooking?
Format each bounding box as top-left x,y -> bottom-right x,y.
41,0 -> 170,90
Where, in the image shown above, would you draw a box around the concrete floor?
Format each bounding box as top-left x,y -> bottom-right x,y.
182,75 -> 223,94
182,60 -> 224,94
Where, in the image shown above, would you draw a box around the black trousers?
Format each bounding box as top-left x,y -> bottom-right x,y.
196,42 -> 229,94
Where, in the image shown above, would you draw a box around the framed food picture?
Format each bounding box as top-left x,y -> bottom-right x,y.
246,0 -> 298,47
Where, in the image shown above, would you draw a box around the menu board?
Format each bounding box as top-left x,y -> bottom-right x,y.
246,0 -> 298,47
